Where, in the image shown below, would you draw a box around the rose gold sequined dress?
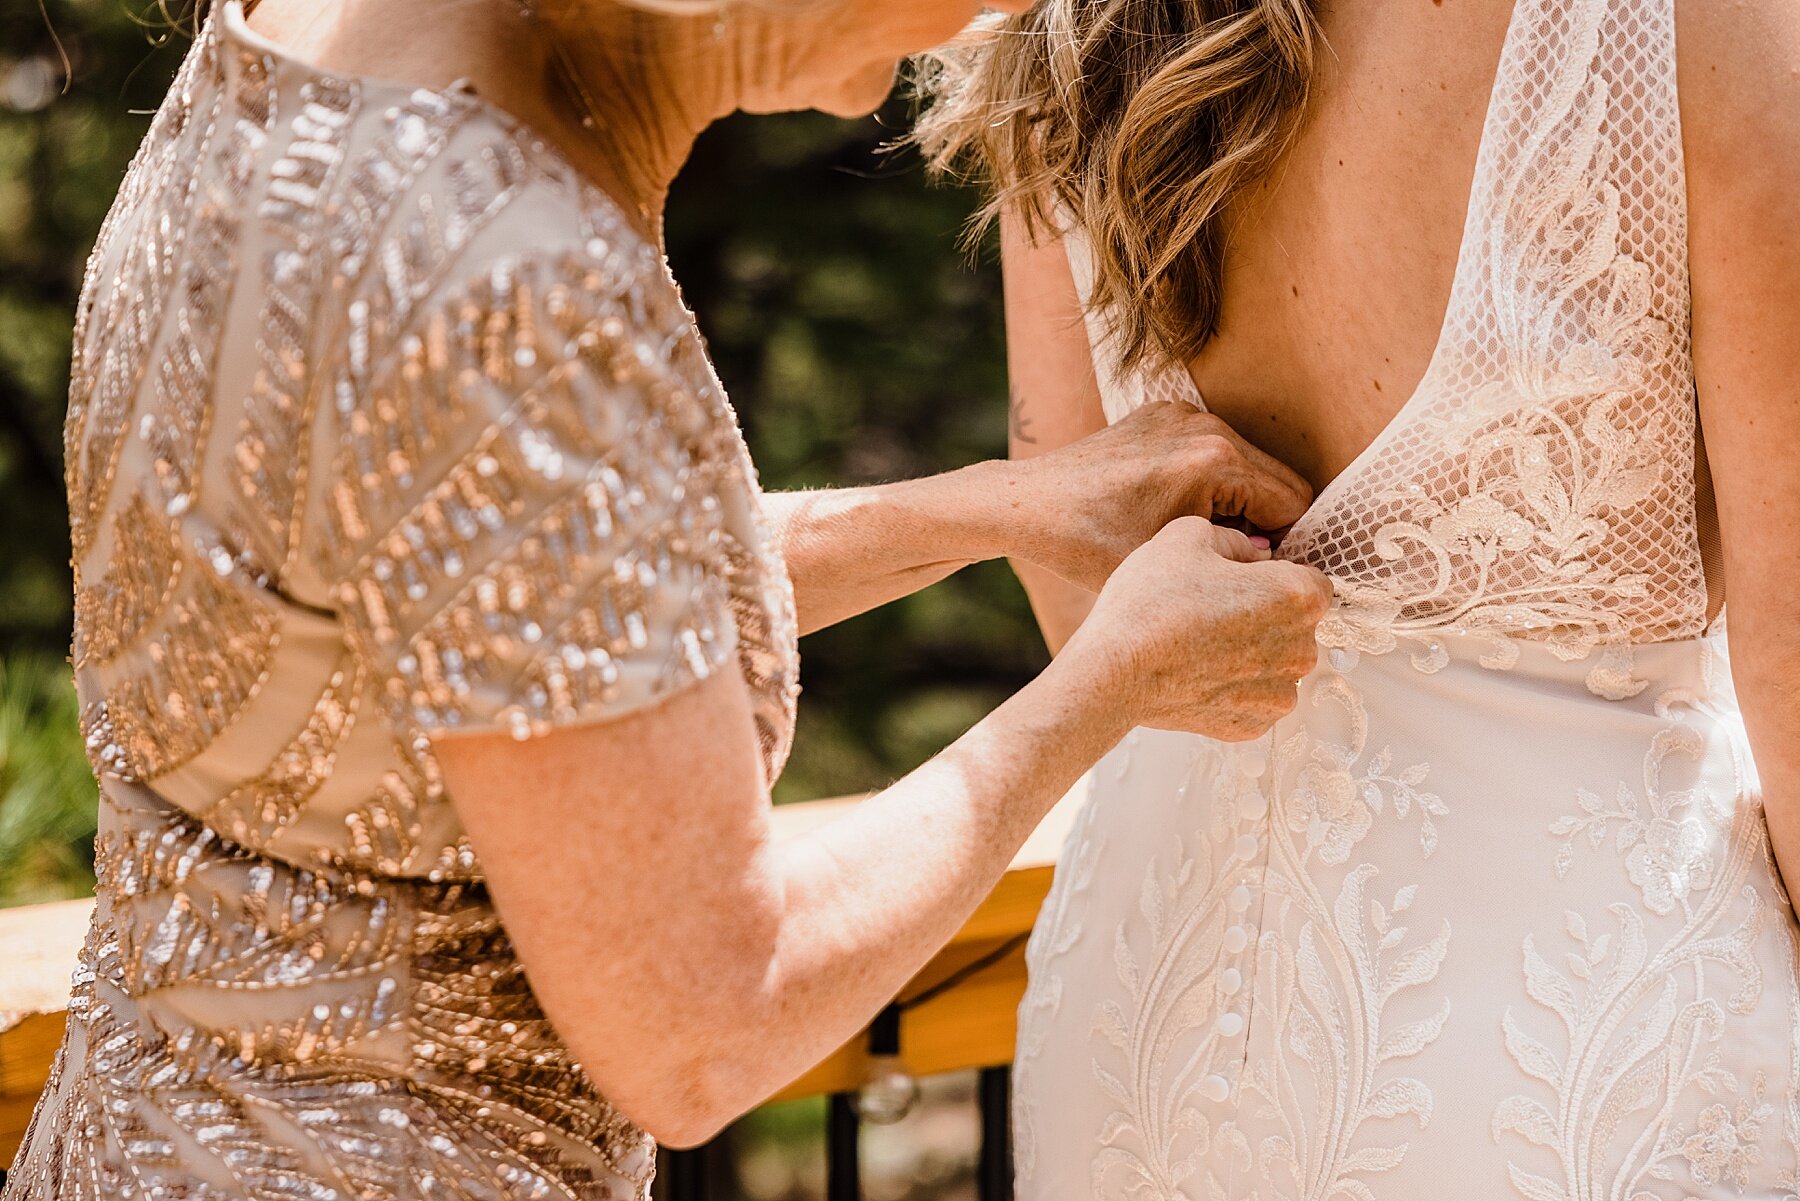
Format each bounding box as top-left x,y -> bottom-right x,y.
3,6 -> 799,1198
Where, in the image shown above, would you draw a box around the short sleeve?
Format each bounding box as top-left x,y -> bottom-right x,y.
325,245 -> 744,744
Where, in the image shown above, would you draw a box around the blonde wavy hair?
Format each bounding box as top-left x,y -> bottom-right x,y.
915,0 -> 1322,375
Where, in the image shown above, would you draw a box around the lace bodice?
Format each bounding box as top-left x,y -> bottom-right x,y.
5,5 -> 799,1199
1070,0 -> 1705,697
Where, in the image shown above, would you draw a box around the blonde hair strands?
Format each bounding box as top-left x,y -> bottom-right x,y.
916,0 -> 1322,375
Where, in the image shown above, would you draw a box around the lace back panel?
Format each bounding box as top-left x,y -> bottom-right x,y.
1083,0 -> 1705,680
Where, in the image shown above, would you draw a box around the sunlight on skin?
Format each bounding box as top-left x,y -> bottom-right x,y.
242,0 -> 1329,1148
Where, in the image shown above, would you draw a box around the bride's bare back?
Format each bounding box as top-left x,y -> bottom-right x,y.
1027,0 -> 1745,626
1186,0 -> 1518,494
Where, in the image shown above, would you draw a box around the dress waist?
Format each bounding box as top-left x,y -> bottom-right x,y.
1317,622 -> 1742,725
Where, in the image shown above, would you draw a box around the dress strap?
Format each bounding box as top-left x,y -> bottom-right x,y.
1060,221 -> 1208,423
1441,0 -> 1690,424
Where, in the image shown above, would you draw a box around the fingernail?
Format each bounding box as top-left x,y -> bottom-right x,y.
1249,535 -> 1272,549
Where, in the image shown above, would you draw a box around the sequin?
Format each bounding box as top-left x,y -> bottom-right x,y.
231,74 -> 360,579
71,493 -> 184,667
8,5 -> 797,1198
102,565 -> 282,782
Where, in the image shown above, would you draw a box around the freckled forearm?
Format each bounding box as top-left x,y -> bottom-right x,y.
762,462 -> 1029,633
692,651 -> 1123,1116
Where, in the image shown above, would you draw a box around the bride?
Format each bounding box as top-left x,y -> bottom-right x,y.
923,0 -> 1800,1196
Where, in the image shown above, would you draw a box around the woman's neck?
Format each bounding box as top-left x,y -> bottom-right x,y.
524,4 -> 738,240
244,0 -> 732,243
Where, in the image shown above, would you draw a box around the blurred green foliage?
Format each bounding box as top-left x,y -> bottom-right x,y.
0,654 -> 98,904
0,0 -> 1042,906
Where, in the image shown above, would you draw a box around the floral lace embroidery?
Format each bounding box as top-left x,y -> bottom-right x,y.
1679,1087 -> 1774,1190
1242,673 -> 1449,1199
1034,0 -> 1795,1193
1314,394 -> 1675,692
1283,676 -> 1447,863
1280,0 -> 1702,690
1495,689 -> 1778,1201
1075,673 -> 1449,1199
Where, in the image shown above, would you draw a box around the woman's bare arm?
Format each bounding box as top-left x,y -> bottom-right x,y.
999,207 -> 1113,652
763,392 -> 1311,634
763,210 -> 1309,639
435,519 -> 1329,1148
991,207 -> 1306,653
1680,0 -> 1800,887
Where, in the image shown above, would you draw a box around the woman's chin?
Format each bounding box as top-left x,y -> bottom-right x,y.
816,63 -> 901,119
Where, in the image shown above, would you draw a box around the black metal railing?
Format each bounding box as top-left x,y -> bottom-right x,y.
661,1065 -> 1013,1201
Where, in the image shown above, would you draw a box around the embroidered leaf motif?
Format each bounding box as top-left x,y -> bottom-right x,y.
1339,1144 -> 1408,1174
1493,1096 -> 1559,1147
1097,1112 -> 1132,1146
1378,998 -> 1451,1061
1366,1077 -> 1434,1127
1503,1011 -> 1563,1085
1507,1163 -> 1571,1201
1113,928 -> 1140,994
1386,924 -> 1452,998
1093,1000 -> 1130,1052
1093,1063 -> 1132,1109
1522,936 -> 1579,1021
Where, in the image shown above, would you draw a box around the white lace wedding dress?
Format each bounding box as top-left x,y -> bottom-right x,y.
1013,0 -> 1800,1197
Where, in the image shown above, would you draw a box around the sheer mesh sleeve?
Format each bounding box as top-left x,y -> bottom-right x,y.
326,245 -> 744,744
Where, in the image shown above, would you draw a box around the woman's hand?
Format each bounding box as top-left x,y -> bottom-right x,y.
1001,401 -> 1316,593
1057,517 -> 1332,741
443,512 -> 1332,1145
765,400 -> 1315,635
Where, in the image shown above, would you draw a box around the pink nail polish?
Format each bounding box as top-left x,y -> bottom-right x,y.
1249,535 -> 1272,549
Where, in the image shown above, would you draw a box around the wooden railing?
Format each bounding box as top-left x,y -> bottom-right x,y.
0,789 -> 1081,1197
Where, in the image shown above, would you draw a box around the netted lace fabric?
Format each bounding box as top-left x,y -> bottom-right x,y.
1075,0 -> 1705,681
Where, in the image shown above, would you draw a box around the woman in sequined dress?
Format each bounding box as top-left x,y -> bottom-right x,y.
2,0 -> 1337,1197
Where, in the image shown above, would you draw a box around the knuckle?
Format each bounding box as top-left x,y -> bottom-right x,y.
1296,573 -> 1333,615
1158,516 -> 1197,546
1279,569 -> 1318,608
1194,433 -> 1237,470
